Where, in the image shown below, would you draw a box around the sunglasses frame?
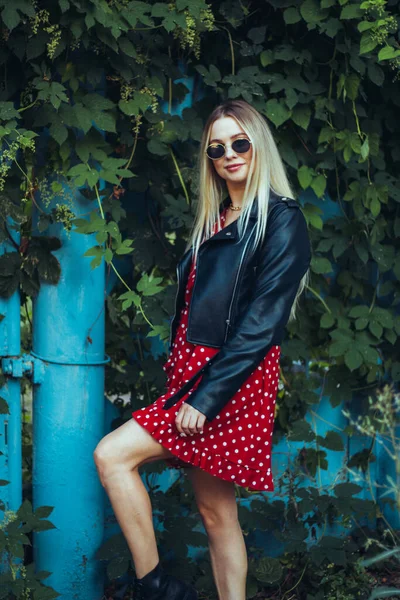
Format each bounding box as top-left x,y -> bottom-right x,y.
205,138 -> 252,160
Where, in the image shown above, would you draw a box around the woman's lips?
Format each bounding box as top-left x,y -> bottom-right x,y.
226,164 -> 244,172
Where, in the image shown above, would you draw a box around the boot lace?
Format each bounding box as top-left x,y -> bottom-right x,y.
133,578 -> 146,600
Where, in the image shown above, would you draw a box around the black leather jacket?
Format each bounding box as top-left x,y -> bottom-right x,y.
162,190 -> 311,421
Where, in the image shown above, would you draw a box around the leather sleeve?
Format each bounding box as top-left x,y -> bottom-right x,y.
184,201 -> 311,421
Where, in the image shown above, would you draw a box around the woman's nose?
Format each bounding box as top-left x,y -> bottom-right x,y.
225,145 -> 237,158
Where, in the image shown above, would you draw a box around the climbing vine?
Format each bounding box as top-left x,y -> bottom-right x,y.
0,0 -> 400,597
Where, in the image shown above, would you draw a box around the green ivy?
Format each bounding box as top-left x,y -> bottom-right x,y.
1,0 -> 400,598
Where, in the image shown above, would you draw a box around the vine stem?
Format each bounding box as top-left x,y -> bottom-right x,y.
282,559 -> 309,599
327,47 -> 350,223
94,184 -> 154,330
305,284 -> 332,313
168,46 -> 172,114
3,136 -> 49,218
219,26 -> 235,75
17,98 -> 38,113
168,146 -> 190,205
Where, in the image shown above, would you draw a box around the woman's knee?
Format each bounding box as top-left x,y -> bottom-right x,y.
93,435 -> 114,469
93,417 -> 174,479
93,435 -> 121,484
93,420 -> 139,475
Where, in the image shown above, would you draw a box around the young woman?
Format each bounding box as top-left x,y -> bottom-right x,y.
94,99 -> 311,600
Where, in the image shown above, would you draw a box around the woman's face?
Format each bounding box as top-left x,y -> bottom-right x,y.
207,116 -> 253,189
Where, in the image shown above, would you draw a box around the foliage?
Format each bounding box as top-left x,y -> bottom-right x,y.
0,502 -> 58,599
0,0 -> 400,597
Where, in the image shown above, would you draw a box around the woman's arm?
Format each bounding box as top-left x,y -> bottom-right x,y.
184,200 -> 311,421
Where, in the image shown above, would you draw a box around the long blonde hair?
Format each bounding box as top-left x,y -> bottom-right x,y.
185,99 -> 310,323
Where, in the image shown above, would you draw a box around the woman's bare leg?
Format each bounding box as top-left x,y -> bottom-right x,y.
93,417 -> 175,579
185,467 -> 247,600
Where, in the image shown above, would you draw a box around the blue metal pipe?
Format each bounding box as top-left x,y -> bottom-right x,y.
31,185 -> 109,599
0,217 -> 22,573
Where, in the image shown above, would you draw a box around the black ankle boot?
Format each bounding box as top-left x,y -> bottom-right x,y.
134,561 -> 198,600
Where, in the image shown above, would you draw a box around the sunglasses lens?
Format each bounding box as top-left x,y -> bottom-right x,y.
232,138 -> 251,153
206,144 -> 224,159
206,139 -> 251,159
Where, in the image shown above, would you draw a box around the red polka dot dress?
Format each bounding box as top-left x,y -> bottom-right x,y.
131,208 -> 281,492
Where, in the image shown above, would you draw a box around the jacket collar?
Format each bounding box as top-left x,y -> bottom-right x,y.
215,189 -> 279,241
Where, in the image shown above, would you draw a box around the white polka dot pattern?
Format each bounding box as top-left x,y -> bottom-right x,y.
131,206 -> 281,492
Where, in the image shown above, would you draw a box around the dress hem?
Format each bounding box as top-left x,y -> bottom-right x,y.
131,412 -> 274,493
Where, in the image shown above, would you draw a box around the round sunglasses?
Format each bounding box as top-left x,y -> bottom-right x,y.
205,137 -> 252,160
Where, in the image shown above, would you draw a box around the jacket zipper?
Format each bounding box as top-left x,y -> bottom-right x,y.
169,262 -> 181,351
186,248 -> 202,338
224,222 -> 257,343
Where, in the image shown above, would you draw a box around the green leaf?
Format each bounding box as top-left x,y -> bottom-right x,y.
194,65 -> 221,87
0,252 -> 21,299
0,102 -> 20,121
355,317 -> 368,330
118,37 -> 137,58
368,62 -> 384,86
345,73 -> 360,100
254,556 -> 283,584
74,104 -> 94,133
49,121 -> 68,146
147,138 -> 169,156
298,165 -> 313,189
344,348 -> 363,370
104,248 -> 113,264
137,273 -> 164,296
378,46 -> 400,62
320,313 -> 335,328
83,246 -> 104,269
119,99 -> 140,116
284,7 -> 301,24
92,111 -> 116,132
265,99 -> 291,128
260,50 -> 274,67
300,0 -> 328,23
291,105 -> 311,130
334,482 -> 363,497
115,239 -> 134,255
340,4 -> 363,18
311,256 -> 332,274
370,196 -> 380,217
369,320 -> 383,339
329,341 -> 351,358
87,170 -> 99,188
373,307 -> 393,328
34,506 -> 54,519
0,396 -> 9,415
101,158 -> 128,170
360,136 -> 369,160
118,290 -> 141,310
360,32 -> 378,55
106,220 -> 120,238
288,419 -> 315,442
99,169 -> 120,185
83,94 -> 115,112
1,4 -> 29,31
348,305 -> 369,318
311,174 -> 326,198
316,431 -> 344,451
59,0 -> 70,12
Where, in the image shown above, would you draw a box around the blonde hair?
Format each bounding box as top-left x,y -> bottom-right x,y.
185,99 -> 310,323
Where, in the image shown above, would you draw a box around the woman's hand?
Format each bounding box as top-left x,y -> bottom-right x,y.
175,402 -> 206,435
